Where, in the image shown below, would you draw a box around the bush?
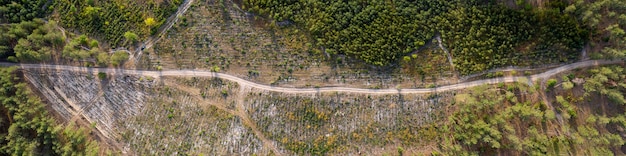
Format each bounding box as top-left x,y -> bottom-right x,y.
97,72 -> 106,79
124,31 -> 139,43
96,52 -> 109,66
562,81 -> 574,90
144,17 -> 158,27
244,0 -> 435,66
221,89 -> 228,96
211,66 -> 221,72
547,79 -> 557,88
427,84 -> 436,88
110,51 -> 129,66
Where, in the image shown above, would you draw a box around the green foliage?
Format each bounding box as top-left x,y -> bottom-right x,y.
555,96 -> 577,119
211,65 -> 221,72
547,79 -> 558,88
54,0 -> 183,47
144,17 -> 158,27
567,0 -> 626,59
0,19 -> 62,62
0,0 -> 50,23
446,87 -> 509,152
244,0 -> 440,66
0,67 -> 101,155
562,81 -> 574,90
584,66 -> 626,105
96,52 -> 109,66
0,19 -> 120,67
245,1 -> 586,73
220,89 -> 228,96
97,72 -> 106,79
440,5 -> 586,74
123,31 -> 139,43
89,40 -> 99,48
62,34 -> 108,64
440,70 -> 626,155
57,124 -> 100,156
110,51 -> 129,66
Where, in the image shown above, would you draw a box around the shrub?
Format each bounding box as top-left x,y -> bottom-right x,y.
221,89 -> 228,96
124,31 -> 139,42
547,79 -> 557,88
110,51 -> 129,66
211,66 -> 221,72
96,52 -> 109,66
562,81 -> 574,90
145,17 -> 157,27
97,72 -> 106,79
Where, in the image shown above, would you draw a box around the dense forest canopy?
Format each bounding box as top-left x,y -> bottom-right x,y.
244,0 -> 623,74
438,4 -> 587,73
0,67 -> 100,155
0,0 -> 50,23
244,0 -> 446,66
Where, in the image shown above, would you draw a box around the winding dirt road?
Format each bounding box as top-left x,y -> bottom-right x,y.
2,59 -> 623,94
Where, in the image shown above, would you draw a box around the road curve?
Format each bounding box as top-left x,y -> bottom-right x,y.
1,59 -> 623,94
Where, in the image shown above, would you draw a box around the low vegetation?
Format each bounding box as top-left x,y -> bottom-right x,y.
247,91 -> 451,155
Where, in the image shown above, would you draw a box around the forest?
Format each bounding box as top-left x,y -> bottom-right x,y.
0,19 -> 128,66
243,0 -> 442,66
0,67 -> 100,155
0,0 -> 50,23
244,0 -> 624,74
436,65 -> 626,155
438,4 -> 586,74
53,0 -> 182,47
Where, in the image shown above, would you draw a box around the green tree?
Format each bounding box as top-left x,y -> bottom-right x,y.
0,67 -> 101,155
547,79 -> 558,88
144,17 -> 157,27
110,51 -> 129,66
96,52 -> 110,66
124,31 -> 138,43
0,0 -> 50,23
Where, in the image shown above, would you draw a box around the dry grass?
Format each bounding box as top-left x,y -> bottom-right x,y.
244,89 -> 453,155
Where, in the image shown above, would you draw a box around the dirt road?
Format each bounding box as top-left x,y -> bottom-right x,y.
2,59 -> 623,94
